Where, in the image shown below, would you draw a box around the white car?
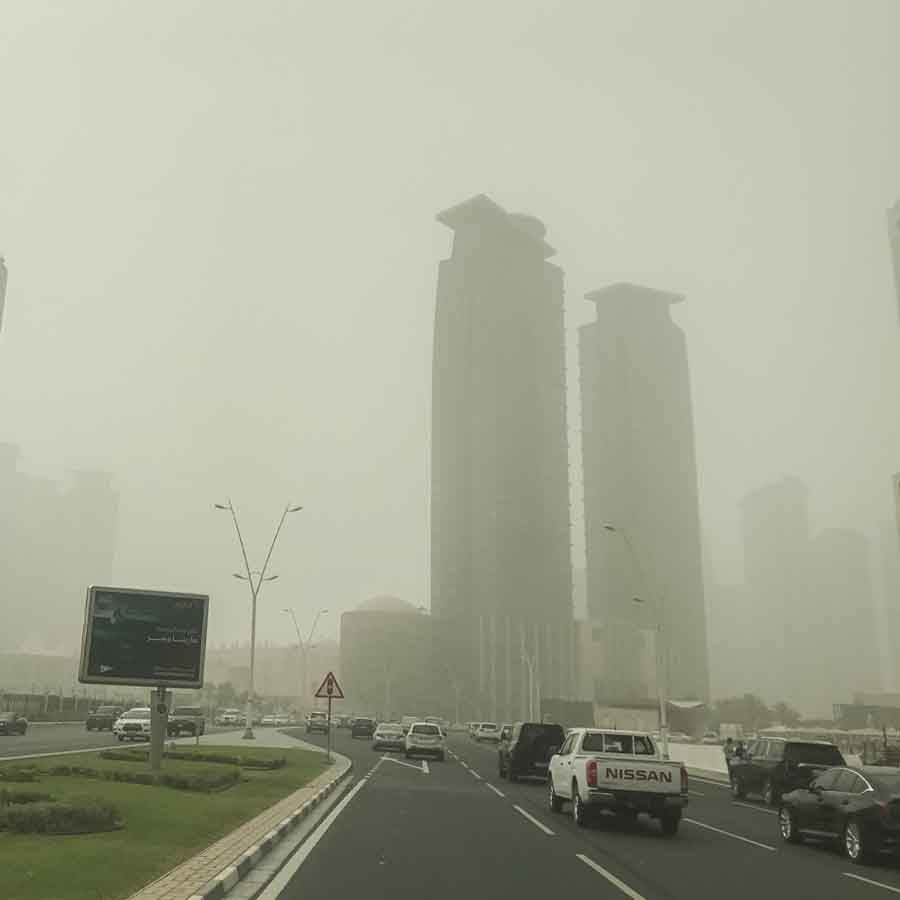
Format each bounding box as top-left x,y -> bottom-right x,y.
273,714 -> 291,727
405,722 -> 446,760
373,723 -> 406,752
261,714 -> 277,726
114,707 -> 152,742
475,722 -> 501,743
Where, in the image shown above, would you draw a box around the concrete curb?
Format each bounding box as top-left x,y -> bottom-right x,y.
187,757 -> 353,900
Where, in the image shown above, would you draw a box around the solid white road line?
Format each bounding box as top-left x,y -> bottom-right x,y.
460,761 -> 470,769
844,873 -> 900,895
470,770 -> 483,780
732,801 -> 777,816
512,804 -> 556,836
688,790 -> 705,797
422,760 -> 430,775
257,776 -> 369,899
683,817 -> 776,851
382,756 -> 429,773
576,854 -> 647,900
486,783 -> 506,798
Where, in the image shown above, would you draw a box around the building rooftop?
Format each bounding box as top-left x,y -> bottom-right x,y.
356,595 -> 421,614
585,282 -> 683,306
436,193 -> 556,258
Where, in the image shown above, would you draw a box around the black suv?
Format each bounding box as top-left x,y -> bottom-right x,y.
498,722 -> 565,782
730,737 -> 845,806
85,706 -> 123,731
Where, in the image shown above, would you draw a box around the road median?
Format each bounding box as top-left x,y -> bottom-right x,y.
0,742 -> 339,900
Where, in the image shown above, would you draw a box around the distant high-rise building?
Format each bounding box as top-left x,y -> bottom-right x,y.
430,194 -> 573,722
580,283 -> 709,703
889,201 -> 900,322
740,477 -> 812,705
739,479 -> 881,715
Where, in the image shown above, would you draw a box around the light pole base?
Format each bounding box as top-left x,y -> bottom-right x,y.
242,728 -> 255,740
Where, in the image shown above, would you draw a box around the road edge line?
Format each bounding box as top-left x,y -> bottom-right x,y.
576,854 -> 647,900
512,804 -> 556,836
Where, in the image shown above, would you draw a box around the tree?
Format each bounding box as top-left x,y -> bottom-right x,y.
712,694 -> 773,731
772,701 -> 802,727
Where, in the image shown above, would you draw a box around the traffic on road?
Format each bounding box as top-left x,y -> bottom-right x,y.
256,716 -> 900,900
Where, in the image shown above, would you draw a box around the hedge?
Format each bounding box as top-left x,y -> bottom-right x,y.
44,764 -> 240,792
0,789 -> 54,806
99,748 -> 287,770
0,800 -> 121,834
0,767 -> 40,783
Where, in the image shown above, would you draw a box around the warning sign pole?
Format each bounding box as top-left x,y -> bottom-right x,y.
327,695 -> 332,762
314,671 -> 344,764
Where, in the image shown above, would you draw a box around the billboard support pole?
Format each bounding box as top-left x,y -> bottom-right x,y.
151,686 -> 168,772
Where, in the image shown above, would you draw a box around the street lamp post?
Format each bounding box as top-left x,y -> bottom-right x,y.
521,651 -> 537,721
603,524 -> 670,759
282,607 -> 328,710
216,499 -> 302,740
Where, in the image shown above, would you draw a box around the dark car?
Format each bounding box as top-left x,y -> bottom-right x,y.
306,712 -> 329,734
0,712 -> 28,735
85,706 -> 123,731
779,766 -> 900,863
351,717 -> 377,739
498,722 -> 566,782
730,737 -> 845,806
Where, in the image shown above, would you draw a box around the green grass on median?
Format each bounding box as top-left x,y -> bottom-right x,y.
0,745 -> 329,900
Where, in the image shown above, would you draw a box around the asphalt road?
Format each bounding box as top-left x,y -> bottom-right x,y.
0,723 -> 238,759
271,729 -> 900,900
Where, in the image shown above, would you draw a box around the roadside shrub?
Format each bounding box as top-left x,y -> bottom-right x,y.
100,748 -> 286,769
0,799 -> 120,834
0,767 -> 40,783
0,789 -> 54,806
43,763 -> 240,792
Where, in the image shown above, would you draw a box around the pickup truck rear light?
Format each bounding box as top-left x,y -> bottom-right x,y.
586,759 -> 598,787
681,766 -> 688,794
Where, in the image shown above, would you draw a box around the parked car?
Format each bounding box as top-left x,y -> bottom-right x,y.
499,722 -> 565,782
351,717 -> 377,739
548,728 -> 688,834
272,713 -> 291,727
261,714 -> 277,727
85,706 -> 123,731
405,722 -> 446,760
372,723 -> 405,752
474,722 -> 501,743
167,706 -> 206,737
114,707 -> 152,742
306,711 -> 330,734
730,737 -> 845,806
778,765 -> 900,863
0,712 -> 28,735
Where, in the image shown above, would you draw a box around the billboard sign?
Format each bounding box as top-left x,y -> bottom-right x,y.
78,586 -> 209,688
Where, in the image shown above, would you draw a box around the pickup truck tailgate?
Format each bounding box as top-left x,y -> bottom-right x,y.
593,758 -> 684,794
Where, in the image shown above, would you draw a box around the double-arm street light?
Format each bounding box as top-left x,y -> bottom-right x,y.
282,607 -> 328,709
603,523 -> 670,758
215,499 -> 303,740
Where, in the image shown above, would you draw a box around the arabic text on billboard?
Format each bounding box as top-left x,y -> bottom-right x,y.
80,587 -> 208,688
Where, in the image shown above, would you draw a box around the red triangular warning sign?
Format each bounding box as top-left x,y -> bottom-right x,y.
314,671 -> 345,700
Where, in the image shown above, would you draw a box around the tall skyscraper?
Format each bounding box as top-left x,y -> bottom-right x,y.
580,283 -> 709,703
889,201 -> 900,321
430,194 -> 573,722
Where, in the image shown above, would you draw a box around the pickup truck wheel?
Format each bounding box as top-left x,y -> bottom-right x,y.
548,779 -> 564,812
661,812 -> 681,836
572,784 -> 589,827
731,777 -> 746,800
843,819 -> 873,864
508,768 -> 517,783
498,761 -> 507,779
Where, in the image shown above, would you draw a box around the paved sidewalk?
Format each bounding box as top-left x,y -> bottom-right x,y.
127,731 -> 344,900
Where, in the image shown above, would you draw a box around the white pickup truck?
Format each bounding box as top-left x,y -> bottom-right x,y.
548,727 -> 688,835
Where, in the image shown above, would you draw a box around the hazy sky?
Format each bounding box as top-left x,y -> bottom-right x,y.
2,1 -> 899,651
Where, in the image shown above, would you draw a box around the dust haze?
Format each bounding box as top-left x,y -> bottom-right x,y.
2,1 -> 900,719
